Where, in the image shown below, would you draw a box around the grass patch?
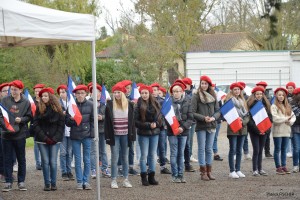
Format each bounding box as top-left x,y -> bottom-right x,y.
26,137 -> 34,148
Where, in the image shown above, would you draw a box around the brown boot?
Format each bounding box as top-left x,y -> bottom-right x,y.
200,166 -> 209,181
206,165 -> 215,180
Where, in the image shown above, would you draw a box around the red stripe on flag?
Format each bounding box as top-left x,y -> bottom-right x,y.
257,118 -> 272,134
171,116 -> 180,135
31,103 -> 36,117
72,104 -> 82,126
229,118 -> 243,133
4,118 -> 14,132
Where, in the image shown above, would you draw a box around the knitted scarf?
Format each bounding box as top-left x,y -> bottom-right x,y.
232,97 -> 248,118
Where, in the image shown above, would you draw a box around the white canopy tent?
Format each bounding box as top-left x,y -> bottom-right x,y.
0,0 -> 101,199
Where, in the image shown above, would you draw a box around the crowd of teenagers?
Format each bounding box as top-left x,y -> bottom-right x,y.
0,76 -> 300,192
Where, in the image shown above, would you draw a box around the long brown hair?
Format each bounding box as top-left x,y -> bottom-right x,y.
247,93 -> 271,113
38,93 -> 63,115
140,95 -> 161,124
197,81 -> 216,100
274,90 -> 291,116
292,93 -> 300,107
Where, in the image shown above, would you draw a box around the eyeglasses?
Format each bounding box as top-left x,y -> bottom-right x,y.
1,90 -> 8,93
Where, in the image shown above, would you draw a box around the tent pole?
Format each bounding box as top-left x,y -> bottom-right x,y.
91,40 -> 101,200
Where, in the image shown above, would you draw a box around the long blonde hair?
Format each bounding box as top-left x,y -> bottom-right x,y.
274,91 -> 291,116
113,92 -> 128,111
225,89 -> 248,111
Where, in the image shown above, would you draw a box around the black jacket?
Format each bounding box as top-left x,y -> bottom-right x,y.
65,98 -> 94,140
0,94 -> 32,140
166,96 -> 193,136
89,98 -> 106,133
247,99 -> 272,135
33,106 -> 64,143
104,100 -> 136,146
134,97 -> 162,136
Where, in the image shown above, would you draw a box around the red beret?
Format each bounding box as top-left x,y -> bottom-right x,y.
9,80 -> 24,89
136,83 -> 144,88
286,82 -> 296,89
39,87 -> 54,97
159,86 -> 167,94
33,84 -> 45,89
237,82 -> 246,89
200,75 -> 212,86
139,85 -> 153,94
0,83 -> 9,91
256,81 -> 268,87
251,86 -> 265,94
212,83 -> 216,87
56,84 -> 67,95
293,88 -> 300,95
112,82 -> 126,93
87,82 -> 93,89
72,85 -> 88,93
182,77 -> 192,85
170,82 -> 186,94
174,79 -> 187,90
89,84 -> 102,93
121,80 -> 132,87
230,82 -> 243,90
150,82 -> 160,88
274,87 -> 288,96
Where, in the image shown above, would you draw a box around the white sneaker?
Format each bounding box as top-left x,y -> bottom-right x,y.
13,164 -> 18,172
244,154 -> 252,160
190,155 -> 198,163
122,179 -> 132,188
229,171 -> 239,179
91,169 -> 96,179
287,152 -> 293,158
71,161 -> 75,168
252,171 -> 260,176
293,166 -> 299,173
111,180 -> 118,189
236,171 -> 246,178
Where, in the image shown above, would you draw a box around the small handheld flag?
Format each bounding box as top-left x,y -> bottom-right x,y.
161,93 -> 180,135
250,101 -> 272,134
24,89 -> 37,117
67,76 -> 82,126
100,85 -> 111,105
215,87 -> 227,102
129,82 -> 140,102
220,98 -> 243,133
0,104 -> 15,132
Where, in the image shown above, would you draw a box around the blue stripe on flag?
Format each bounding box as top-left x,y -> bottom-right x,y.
220,98 -> 234,116
161,94 -> 171,116
250,100 -> 264,117
100,85 -> 107,104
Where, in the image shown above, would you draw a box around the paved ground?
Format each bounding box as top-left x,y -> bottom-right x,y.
1,122 -> 300,200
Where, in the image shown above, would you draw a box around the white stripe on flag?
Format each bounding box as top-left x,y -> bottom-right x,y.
223,108 -> 240,124
253,108 -> 268,125
165,108 -> 176,125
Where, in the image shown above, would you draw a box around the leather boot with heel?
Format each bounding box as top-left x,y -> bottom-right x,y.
200,166 -> 210,181
141,172 -> 149,186
148,171 -> 159,185
206,165 -> 215,180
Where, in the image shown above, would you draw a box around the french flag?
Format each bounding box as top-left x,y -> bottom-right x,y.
0,104 -> 15,132
215,87 -> 227,102
250,100 -> 272,134
220,98 -> 243,133
100,85 -> 111,105
67,76 -> 82,126
24,89 -> 36,117
161,93 -> 180,135
129,82 -> 140,102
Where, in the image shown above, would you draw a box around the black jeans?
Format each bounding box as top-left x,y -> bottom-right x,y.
2,138 -> 26,183
249,132 -> 267,171
0,138 -> 3,174
184,131 -> 191,167
264,131 -> 271,155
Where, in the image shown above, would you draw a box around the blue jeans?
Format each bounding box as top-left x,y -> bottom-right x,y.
292,133 -> 300,167
139,135 -> 159,173
273,137 -> 289,168
90,139 -> 96,171
286,138 -> 293,153
196,130 -> 215,166
169,135 -> 187,177
99,133 -> 109,171
228,135 -> 246,172
2,138 -> 26,183
189,124 -> 196,157
60,136 -> 72,174
136,135 -> 141,161
111,135 -> 129,179
34,140 -> 41,167
118,141 -> 134,167
38,143 -> 60,186
157,129 -> 167,166
72,138 -> 92,184
243,134 -> 249,154
213,123 -> 221,154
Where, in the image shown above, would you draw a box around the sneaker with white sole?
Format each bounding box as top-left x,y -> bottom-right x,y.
252,171 -> 260,176
101,169 -> 111,178
259,170 -> 268,176
190,155 -> 198,163
18,182 -> 27,191
229,171 -> 239,179
293,166 -> 299,173
244,154 -> 252,160
122,179 -> 132,188
111,180 -> 118,189
236,171 -> 246,178
91,169 -> 96,179
2,183 -> 12,192
76,183 -> 83,190
83,183 -> 92,190
287,152 -> 293,158
13,164 -> 18,172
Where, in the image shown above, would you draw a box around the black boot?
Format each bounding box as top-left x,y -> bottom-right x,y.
148,172 -> 159,185
141,172 -> 149,186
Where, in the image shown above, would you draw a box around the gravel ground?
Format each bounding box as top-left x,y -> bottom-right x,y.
1,122 -> 300,200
